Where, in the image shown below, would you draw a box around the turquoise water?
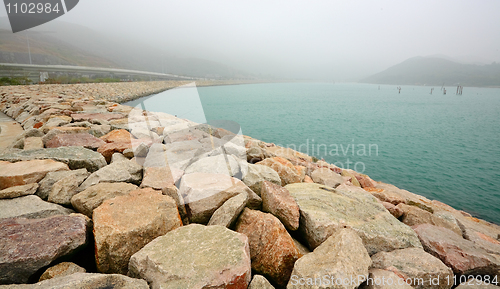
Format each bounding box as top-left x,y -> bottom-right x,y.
194,83 -> 500,224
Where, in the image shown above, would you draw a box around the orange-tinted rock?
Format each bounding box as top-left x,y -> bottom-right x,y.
100,129 -> 133,143
93,188 -> 182,274
257,157 -> 302,186
97,142 -> 131,163
235,208 -> 299,287
33,122 -> 43,129
0,160 -> 69,190
260,181 -> 300,231
46,133 -> 106,149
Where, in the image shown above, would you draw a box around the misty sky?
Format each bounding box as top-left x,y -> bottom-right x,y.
1,0 -> 500,80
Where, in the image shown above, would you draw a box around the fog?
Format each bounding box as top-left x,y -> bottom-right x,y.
1,0 -> 499,81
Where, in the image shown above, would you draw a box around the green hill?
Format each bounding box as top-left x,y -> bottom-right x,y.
360,56 -> 500,87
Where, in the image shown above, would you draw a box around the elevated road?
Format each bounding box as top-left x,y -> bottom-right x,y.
0,63 -> 199,82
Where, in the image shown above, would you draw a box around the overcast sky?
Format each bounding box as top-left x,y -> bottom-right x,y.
2,0 -> 499,80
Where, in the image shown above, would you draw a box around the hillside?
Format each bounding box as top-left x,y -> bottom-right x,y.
0,18 -> 254,79
0,29 -> 120,68
360,56 -> 500,87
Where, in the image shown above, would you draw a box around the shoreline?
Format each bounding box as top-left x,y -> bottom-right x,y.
0,81 -> 499,288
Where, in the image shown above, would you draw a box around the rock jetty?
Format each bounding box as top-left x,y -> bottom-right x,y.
0,81 -> 499,288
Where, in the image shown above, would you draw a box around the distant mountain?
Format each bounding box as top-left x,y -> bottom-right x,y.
360,56 -> 500,87
0,18 -> 254,79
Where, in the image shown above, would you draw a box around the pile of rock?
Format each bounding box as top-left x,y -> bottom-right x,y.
0,82 -> 499,289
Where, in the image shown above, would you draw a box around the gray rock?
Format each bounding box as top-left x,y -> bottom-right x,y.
184,154 -> 241,177
128,224 -> 251,289
243,163 -> 281,196
310,168 -> 344,188
47,169 -> 89,206
287,228 -> 371,289
249,275 -> 275,289
208,192 -> 248,227
370,247 -> 453,289
285,183 -> 422,254
78,159 -> 142,191
0,147 -> 107,172
0,273 -> 148,288
0,195 -> 73,220
0,183 -> 38,199
71,182 -> 138,218
110,152 -> 129,163
0,215 -> 88,284
37,170 -> 78,200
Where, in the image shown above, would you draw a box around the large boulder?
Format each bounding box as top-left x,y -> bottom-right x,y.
71,182 -> 138,218
463,229 -> 500,255
370,247 -> 454,289
235,208 -> 300,287
0,273 -> 148,288
207,192 -> 248,227
0,183 -> 38,199
47,169 -> 89,206
0,215 -> 88,284
285,183 -> 422,254
261,181 -> 300,231
179,172 -> 257,224
397,203 -> 462,235
287,228 -> 371,289
413,224 -> 500,276
78,159 -> 142,191
93,188 -> 182,274
184,154 -> 242,177
0,195 -> 72,220
0,147 -> 107,172
128,224 -> 251,289
243,163 -> 281,196
310,168 -> 344,188
0,160 -> 69,190
257,157 -> 303,186
37,170 -> 78,200
45,133 -> 106,149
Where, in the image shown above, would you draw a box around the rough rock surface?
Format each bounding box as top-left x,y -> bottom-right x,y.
310,168 -> 344,188
286,183 -> 422,254
179,172 -> 249,224
0,183 -> 38,199
287,228 -> 371,289
397,203 -> 462,235
257,157 -> 303,186
0,195 -> 72,219
0,215 -> 88,284
0,160 -> 69,190
47,169 -> 89,206
361,269 -> 413,289
464,229 -> 500,255
207,192 -> 248,227
1,273 -> 148,288
140,166 -> 184,191
71,182 -> 138,218
413,224 -> 500,276
235,208 -> 300,287
78,159 -> 142,191
249,275 -> 275,289
370,247 -> 453,289
129,224 -> 251,289
261,181 -> 300,231
243,163 -> 282,196
0,147 -> 107,172
39,262 -> 86,281
93,188 -> 182,274
45,133 -> 106,149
